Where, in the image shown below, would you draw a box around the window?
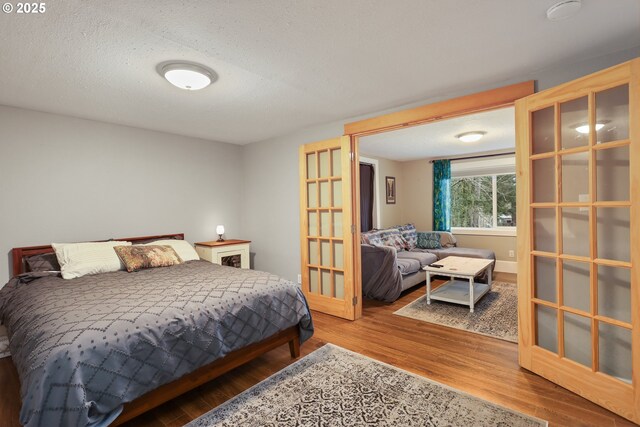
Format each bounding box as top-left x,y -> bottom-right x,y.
450,156 -> 516,233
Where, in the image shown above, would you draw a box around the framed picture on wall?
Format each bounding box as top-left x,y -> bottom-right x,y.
385,176 -> 396,204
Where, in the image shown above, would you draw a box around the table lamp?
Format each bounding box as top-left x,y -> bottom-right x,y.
216,225 -> 225,242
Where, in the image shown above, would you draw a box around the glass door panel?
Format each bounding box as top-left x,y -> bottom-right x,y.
320,240 -> 331,267
562,260 -> 590,313
596,208 -> 630,262
532,158 -> 556,202
308,240 -> 318,265
536,304 -> 558,353
595,84 -> 629,144
534,256 -> 557,302
306,153 -> 317,179
596,146 -> 630,201
598,322 -> 632,383
560,96 -> 589,149
331,149 -> 342,177
563,312 -> 592,368
597,265 -> 631,323
532,106 -> 555,154
319,181 -> 330,207
561,152 -> 589,202
562,207 -> 590,258
533,208 -> 556,253
318,151 -> 330,177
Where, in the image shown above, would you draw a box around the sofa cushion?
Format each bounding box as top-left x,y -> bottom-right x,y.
394,223 -> 418,250
398,250 -> 438,268
427,246 -> 496,261
417,232 -> 442,249
396,257 -> 421,275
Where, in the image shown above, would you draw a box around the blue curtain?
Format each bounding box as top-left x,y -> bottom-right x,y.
433,159 -> 451,232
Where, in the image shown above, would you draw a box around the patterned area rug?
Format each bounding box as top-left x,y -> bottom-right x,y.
394,281 -> 518,343
187,344 -> 546,426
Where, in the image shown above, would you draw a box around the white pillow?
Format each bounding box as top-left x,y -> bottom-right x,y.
143,240 -> 200,261
52,241 -> 132,279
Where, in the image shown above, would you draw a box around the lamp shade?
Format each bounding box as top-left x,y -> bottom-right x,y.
216,225 -> 225,235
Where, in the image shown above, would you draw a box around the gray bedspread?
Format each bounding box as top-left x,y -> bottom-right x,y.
0,261 -> 313,427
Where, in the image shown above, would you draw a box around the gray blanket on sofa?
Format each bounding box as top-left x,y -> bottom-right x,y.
361,244 -> 404,302
0,261 -> 313,427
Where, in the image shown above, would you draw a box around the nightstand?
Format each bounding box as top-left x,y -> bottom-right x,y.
194,239 -> 251,269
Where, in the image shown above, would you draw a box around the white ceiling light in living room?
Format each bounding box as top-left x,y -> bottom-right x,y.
456,131 -> 486,143
160,62 -> 217,91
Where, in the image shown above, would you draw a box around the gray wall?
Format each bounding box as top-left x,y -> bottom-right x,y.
241,47 -> 640,282
0,106 -> 243,283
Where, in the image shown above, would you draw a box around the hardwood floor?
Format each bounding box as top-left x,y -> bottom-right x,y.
0,274 -> 635,426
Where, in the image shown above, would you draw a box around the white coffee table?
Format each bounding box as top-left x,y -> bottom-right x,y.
423,256 -> 494,313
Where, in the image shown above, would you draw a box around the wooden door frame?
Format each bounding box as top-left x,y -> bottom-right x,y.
343,81 -> 535,319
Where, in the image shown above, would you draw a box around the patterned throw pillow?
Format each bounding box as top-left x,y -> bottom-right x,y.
361,230 -> 375,245
114,245 -> 183,272
365,228 -> 406,252
416,232 -> 442,249
394,223 -> 418,250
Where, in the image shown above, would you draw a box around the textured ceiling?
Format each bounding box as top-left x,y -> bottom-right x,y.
360,107 -> 515,161
0,1 -> 638,144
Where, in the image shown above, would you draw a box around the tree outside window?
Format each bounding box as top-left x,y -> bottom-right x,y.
451,173 -> 516,229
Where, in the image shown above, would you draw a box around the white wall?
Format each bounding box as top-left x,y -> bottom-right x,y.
0,106 -> 243,283
241,47 -> 640,282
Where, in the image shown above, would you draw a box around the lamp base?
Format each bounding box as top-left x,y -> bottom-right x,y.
217,234 -> 224,242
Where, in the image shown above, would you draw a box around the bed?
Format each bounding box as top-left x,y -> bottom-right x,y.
0,233 -> 313,427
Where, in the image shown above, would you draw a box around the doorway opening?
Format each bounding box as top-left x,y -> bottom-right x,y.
355,107 -> 518,341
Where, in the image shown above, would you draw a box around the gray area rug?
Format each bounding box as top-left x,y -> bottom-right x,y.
187,344 -> 546,426
394,281 -> 518,343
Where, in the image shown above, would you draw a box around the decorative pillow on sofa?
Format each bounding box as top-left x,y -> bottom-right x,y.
25,253 -> 61,272
114,245 -> 183,272
394,223 -> 418,250
416,232 -> 442,249
361,230 -> 375,245
438,231 -> 457,248
365,228 -> 406,252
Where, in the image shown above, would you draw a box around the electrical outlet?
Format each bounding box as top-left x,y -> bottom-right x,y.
509,250 -> 515,258
297,274 -> 302,284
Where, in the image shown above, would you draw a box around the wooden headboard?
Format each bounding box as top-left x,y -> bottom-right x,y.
11,233 -> 185,277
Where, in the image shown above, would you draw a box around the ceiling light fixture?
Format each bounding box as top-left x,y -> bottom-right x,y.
575,123 -> 606,134
546,0 -> 582,21
159,62 -> 217,91
456,131 -> 486,143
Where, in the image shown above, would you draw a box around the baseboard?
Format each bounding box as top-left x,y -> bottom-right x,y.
494,260 -> 517,274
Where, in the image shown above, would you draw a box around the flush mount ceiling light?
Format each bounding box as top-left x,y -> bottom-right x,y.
158,62 -> 217,91
546,0 -> 582,21
456,131 -> 486,143
575,122 -> 607,134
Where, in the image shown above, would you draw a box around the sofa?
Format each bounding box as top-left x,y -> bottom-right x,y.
361,224 -> 495,302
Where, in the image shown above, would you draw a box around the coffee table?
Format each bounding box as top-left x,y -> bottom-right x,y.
423,256 -> 494,313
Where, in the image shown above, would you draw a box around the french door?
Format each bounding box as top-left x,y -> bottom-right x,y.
299,136 -> 357,320
516,59 -> 639,423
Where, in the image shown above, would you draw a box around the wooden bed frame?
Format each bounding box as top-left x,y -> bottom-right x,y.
10,233 -> 302,425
